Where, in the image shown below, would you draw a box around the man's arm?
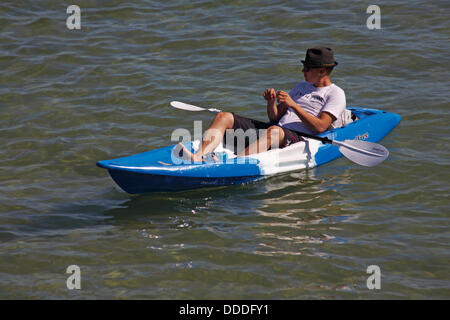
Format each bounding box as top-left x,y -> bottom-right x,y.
276,90 -> 335,133
265,88 -> 288,123
290,107 -> 335,133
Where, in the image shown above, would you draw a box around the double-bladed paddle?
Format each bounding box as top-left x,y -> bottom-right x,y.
170,101 -> 389,167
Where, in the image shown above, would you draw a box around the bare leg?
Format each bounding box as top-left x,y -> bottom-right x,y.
176,112 -> 234,162
238,126 -> 284,156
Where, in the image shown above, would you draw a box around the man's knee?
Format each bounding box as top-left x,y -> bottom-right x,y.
215,112 -> 234,127
267,125 -> 283,135
267,126 -> 284,146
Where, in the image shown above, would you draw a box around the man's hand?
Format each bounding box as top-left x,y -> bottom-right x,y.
276,91 -> 296,108
263,88 -> 276,103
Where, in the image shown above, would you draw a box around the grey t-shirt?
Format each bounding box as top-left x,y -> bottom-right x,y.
278,81 -> 346,134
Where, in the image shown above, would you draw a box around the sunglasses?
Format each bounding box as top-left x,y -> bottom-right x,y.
301,64 -> 316,72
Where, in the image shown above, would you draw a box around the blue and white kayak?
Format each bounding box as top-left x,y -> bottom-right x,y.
97,107 -> 401,194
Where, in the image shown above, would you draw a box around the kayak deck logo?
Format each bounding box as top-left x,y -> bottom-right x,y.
355,132 -> 369,140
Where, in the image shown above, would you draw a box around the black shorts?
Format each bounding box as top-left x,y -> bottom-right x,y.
223,113 -> 303,154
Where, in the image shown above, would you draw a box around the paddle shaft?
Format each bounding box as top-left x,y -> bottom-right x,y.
254,125 -> 384,158
288,130 -> 332,144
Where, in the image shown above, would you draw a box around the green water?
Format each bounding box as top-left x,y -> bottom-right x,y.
0,0 -> 449,299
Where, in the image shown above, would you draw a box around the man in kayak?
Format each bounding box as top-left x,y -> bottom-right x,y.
175,46 -> 346,162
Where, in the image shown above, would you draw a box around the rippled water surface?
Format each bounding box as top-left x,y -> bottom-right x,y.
0,0 -> 449,299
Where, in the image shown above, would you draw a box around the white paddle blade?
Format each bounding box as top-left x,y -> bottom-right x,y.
170,101 -> 206,112
170,101 -> 222,113
336,140 -> 389,167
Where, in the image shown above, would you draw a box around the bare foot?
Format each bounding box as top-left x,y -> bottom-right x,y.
173,143 -> 219,163
173,142 -> 202,163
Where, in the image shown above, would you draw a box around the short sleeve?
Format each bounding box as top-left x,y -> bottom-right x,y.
322,86 -> 346,121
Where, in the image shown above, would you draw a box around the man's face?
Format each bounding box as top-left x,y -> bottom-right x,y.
302,65 -> 326,83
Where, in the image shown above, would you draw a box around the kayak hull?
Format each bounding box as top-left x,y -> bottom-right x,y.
97,107 -> 401,194
106,169 -> 262,194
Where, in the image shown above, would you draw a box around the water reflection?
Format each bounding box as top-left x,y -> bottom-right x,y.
248,168 -> 360,257
98,166 -> 360,259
